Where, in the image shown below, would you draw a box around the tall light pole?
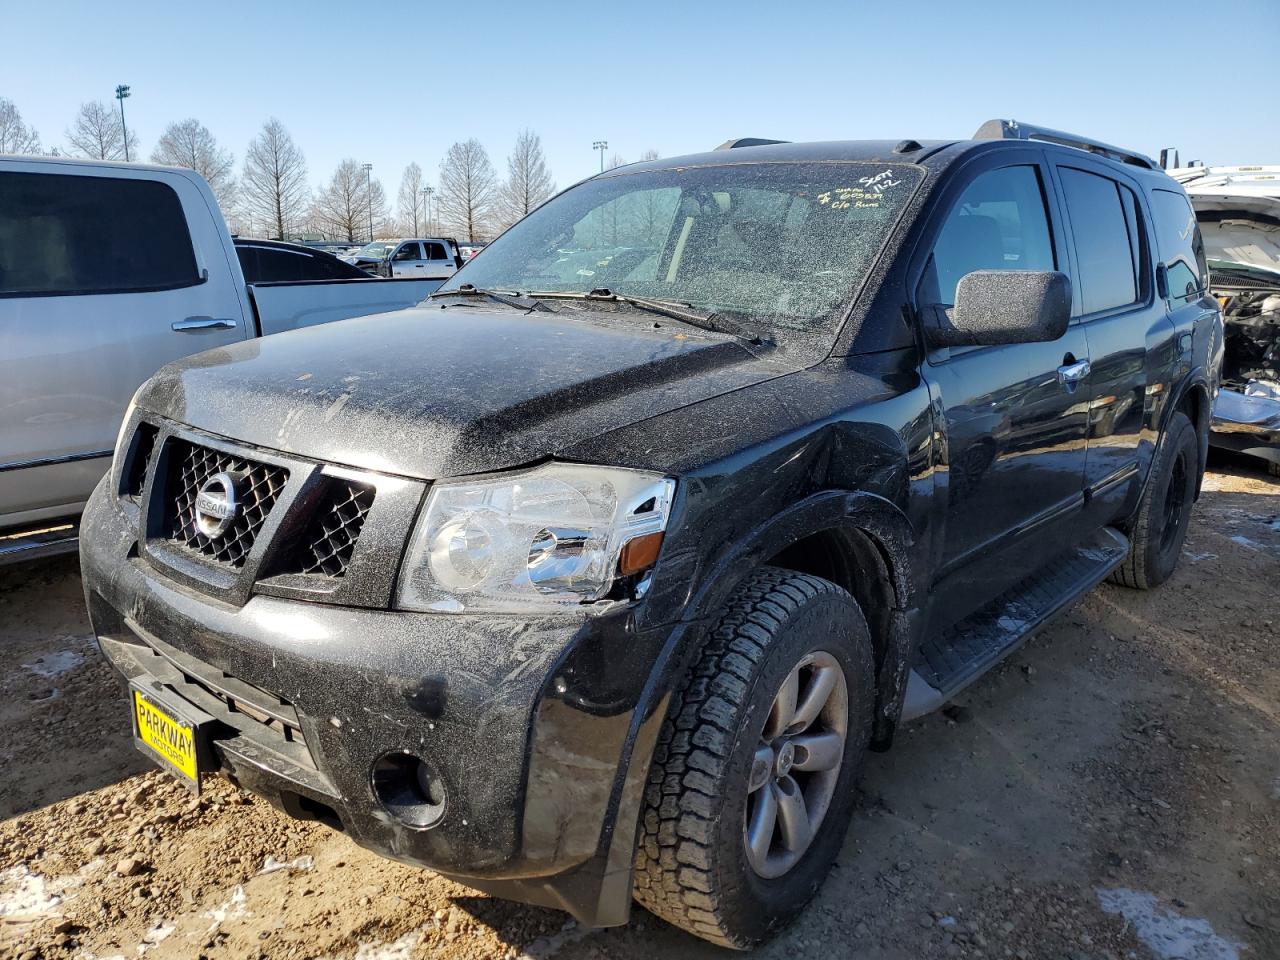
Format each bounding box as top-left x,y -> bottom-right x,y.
115,85 -> 131,161
593,140 -> 608,173
421,186 -> 434,235
361,162 -> 374,241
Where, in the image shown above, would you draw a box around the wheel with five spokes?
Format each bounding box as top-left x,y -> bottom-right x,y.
633,566 -> 874,948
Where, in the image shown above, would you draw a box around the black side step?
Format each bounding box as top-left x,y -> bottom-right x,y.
0,520 -> 80,567
902,526 -> 1129,720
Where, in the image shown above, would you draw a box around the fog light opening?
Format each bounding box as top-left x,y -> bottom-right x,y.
371,752 -> 446,828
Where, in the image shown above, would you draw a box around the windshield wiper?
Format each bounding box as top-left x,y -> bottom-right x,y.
528,288 -> 762,344
428,284 -> 554,312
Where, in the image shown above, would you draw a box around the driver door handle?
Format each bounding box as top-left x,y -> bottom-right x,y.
172,316 -> 237,332
1057,358 -> 1091,386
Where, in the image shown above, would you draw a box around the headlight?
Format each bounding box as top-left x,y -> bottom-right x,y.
396,462 -> 675,613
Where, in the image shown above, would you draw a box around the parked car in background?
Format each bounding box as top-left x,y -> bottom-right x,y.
235,238 -> 371,283
341,238 -> 463,279
82,121 -> 1219,948
1168,164 -> 1280,475
459,242 -> 487,261
0,156 -> 445,563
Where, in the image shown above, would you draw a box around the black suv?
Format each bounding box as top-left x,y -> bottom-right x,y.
81,120 -> 1221,949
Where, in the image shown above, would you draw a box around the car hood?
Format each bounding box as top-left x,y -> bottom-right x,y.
137,306 -> 794,480
1187,191 -> 1280,275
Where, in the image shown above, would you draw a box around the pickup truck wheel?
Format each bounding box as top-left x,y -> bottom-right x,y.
1110,411 -> 1197,589
633,567 -> 874,949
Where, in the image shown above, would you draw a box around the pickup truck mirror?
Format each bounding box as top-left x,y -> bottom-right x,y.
925,270 -> 1071,348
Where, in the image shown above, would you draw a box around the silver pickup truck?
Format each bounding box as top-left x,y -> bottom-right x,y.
0,156 -> 444,562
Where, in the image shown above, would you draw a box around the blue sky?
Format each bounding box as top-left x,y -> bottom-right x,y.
3,0 -> 1276,201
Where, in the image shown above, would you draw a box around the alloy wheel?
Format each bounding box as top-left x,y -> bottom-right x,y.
743,650 -> 848,879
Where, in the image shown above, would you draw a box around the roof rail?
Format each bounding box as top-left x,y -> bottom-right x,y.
974,119 -> 1158,171
715,137 -> 790,150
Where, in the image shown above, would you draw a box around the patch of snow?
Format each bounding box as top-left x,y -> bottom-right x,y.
1097,889 -> 1241,960
517,920 -> 596,959
142,919 -> 175,944
1230,535 -> 1264,551
0,865 -> 61,917
204,885 -> 248,933
349,931 -> 420,960
258,854 -> 314,875
22,649 -> 85,678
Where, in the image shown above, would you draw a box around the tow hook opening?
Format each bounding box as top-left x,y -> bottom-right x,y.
371,752 -> 447,828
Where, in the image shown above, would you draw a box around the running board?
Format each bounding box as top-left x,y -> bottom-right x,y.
901,526 -> 1129,720
0,520 -> 80,566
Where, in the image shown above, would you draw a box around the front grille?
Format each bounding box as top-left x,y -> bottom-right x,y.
164,440 -> 288,567
295,479 -> 375,577
124,423 -> 159,503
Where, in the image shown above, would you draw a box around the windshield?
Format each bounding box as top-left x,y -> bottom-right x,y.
439,162 -> 921,334
351,242 -> 395,259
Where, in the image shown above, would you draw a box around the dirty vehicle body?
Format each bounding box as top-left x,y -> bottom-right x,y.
1170,165 -> 1280,474
81,122 -> 1220,948
0,156 -> 443,564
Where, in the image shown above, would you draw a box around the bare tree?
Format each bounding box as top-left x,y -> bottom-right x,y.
397,162 -> 425,236
150,118 -> 236,211
0,97 -> 41,154
607,153 -> 627,170
66,100 -> 138,161
437,139 -> 497,243
496,129 -> 555,230
311,159 -> 389,242
241,118 -> 309,239
640,149 -> 660,161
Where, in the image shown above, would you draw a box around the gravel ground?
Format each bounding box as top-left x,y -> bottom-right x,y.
1,454 -> 1277,960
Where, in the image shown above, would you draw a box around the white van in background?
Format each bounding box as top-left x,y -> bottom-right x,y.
341,238 -> 463,279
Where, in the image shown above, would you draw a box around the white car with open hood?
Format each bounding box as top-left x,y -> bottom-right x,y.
1170,164 -> 1280,475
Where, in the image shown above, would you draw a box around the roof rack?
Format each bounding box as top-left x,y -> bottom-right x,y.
715,137 -> 790,150
973,119 -> 1158,171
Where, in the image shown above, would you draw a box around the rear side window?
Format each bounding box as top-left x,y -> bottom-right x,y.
1150,189 -> 1208,301
0,171 -> 199,297
424,242 -> 448,260
920,165 -> 1055,306
1059,168 -> 1141,315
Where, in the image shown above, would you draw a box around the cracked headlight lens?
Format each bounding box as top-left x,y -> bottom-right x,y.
396,462 -> 675,613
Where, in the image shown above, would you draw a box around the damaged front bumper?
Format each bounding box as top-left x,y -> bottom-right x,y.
79,475 -> 681,927
1210,387 -> 1280,465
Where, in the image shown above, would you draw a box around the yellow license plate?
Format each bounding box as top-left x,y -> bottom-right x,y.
132,688 -> 200,788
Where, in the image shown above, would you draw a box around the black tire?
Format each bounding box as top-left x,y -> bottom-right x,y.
1110,411 -> 1198,589
632,566 -> 874,948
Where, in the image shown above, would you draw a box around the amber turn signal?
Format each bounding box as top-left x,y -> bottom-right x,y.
618,532 -> 665,576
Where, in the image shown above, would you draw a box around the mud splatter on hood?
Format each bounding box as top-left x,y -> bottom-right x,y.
136,305 -> 795,480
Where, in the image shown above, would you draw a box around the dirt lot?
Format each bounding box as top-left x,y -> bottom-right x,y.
2,454 -> 1277,960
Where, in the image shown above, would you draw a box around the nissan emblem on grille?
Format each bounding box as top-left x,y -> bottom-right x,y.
194,471 -> 241,538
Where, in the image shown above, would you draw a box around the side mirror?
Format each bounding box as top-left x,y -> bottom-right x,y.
924,270 -> 1072,348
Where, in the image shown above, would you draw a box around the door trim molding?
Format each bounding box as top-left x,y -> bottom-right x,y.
0,449 -> 113,473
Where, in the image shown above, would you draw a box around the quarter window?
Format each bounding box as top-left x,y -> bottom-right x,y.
1150,189 -> 1208,302
921,165 -> 1055,307
0,172 -> 199,297
1059,168 -> 1142,315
